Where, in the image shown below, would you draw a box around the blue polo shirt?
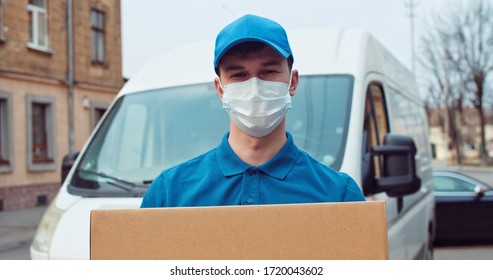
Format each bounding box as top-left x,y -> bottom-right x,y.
141,132 -> 365,208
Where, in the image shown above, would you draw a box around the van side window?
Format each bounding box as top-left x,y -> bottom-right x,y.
362,83 -> 389,189
387,87 -> 433,168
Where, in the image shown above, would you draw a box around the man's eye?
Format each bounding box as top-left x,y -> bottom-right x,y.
231,73 -> 246,79
260,70 -> 277,76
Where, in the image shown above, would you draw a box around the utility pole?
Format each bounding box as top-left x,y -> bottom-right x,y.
405,0 -> 417,76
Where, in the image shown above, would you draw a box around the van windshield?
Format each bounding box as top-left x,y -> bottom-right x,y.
69,75 -> 353,196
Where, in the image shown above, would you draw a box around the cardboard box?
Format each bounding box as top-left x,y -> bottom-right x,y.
90,201 -> 388,260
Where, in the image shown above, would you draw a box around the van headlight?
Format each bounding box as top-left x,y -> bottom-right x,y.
31,197 -> 65,258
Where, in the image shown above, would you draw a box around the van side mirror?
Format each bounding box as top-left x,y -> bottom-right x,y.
61,151 -> 80,183
363,134 -> 421,197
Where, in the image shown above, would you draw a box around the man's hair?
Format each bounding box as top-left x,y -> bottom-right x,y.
215,42 -> 293,76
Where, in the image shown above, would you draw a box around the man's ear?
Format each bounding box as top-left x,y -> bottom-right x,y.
289,69 -> 299,96
214,77 -> 224,101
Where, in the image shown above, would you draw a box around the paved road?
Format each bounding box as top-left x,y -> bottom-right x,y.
435,244 -> 493,260
0,206 -> 46,260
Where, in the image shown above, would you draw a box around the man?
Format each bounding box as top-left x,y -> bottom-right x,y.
141,14 -> 365,208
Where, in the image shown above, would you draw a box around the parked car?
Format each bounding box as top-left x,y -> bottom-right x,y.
432,169 -> 493,245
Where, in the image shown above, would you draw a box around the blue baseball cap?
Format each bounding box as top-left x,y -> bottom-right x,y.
214,14 -> 293,72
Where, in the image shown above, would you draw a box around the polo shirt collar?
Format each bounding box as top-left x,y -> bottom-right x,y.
216,133 -> 249,176
258,132 -> 299,180
216,132 -> 300,180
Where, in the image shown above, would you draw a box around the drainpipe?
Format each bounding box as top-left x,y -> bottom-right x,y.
67,0 -> 75,153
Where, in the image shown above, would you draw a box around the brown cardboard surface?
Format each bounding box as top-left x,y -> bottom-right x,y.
90,201 -> 388,260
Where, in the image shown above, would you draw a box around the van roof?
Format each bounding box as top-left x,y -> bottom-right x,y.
119,27 -> 417,98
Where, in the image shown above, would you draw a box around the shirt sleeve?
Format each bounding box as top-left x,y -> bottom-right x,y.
140,172 -> 166,208
342,173 -> 366,202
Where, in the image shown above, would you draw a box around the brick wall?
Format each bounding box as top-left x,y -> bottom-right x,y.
0,0 -> 68,81
0,0 -> 122,89
0,183 -> 60,211
0,0 -> 122,211
73,0 -> 123,88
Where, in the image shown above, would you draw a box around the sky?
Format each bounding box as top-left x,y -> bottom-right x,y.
120,0 -> 477,82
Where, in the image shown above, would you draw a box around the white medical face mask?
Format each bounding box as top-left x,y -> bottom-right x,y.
221,76 -> 292,137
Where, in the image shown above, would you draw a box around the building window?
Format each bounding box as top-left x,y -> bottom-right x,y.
32,103 -> 50,162
91,9 -> 105,63
27,0 -> 49,50
27,95 -> 56,171
90,102 -> 108,131
0,92 -> 12,173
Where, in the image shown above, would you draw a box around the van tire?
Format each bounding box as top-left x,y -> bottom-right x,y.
424,234 -> 434,260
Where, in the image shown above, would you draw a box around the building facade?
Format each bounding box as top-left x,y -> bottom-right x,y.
0,0 -> 123,210
428,107 -> 493,163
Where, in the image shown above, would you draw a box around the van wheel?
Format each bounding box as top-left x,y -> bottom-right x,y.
424,245 -> 434,260
424,235 -> 434,260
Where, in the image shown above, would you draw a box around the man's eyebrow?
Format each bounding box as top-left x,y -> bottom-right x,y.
261,60 -> 283,67
223,64 -> 245,73
223,60 -> 283,73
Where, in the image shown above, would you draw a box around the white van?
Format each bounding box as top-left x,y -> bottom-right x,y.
30,27 -> 435,260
